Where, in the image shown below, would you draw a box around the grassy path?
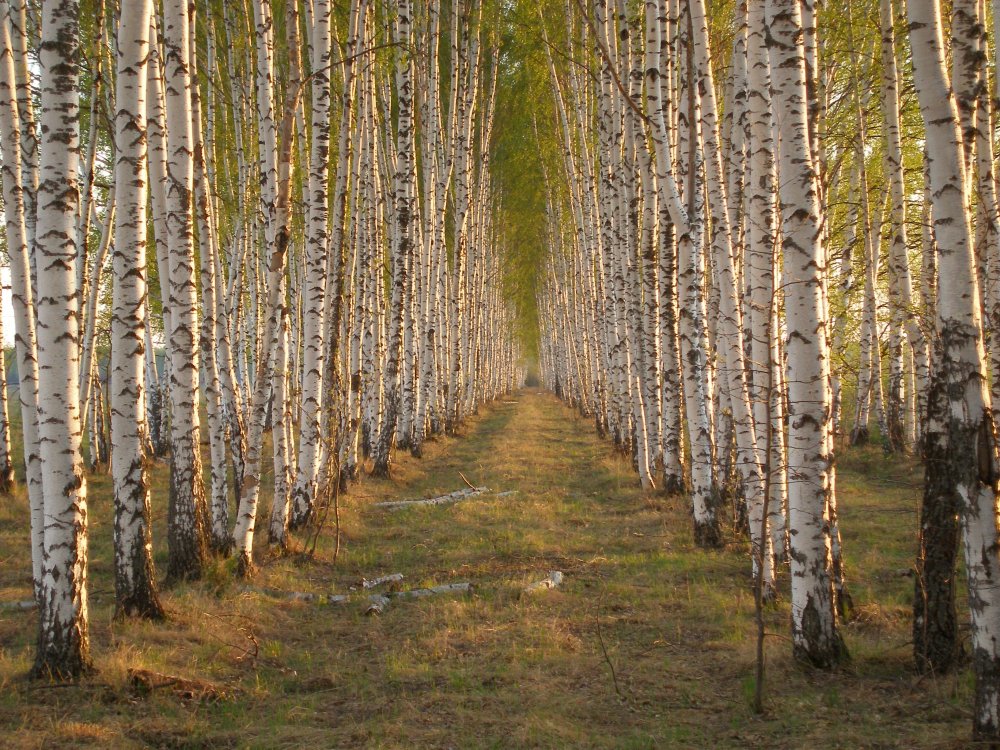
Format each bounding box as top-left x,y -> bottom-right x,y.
0,390 -> 972,747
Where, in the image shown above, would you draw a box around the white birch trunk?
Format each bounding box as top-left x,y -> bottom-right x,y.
290,0 -> 336,521
162,0 -> 208,581
909,0 -> 1000,737
766,0 -> 846,668
0,0 -> 43,594
111,0 -> 164,618
33,0 -> 91,678
371,0 -> 415,478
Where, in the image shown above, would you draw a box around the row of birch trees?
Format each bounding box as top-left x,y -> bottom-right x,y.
4,0 -> 521,681
535,0 -> 1000,741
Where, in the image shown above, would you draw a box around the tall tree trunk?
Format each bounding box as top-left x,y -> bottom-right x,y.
10,0 -> 37,294
880,0 -> 923,455
232,0 -> 299,575
744,0 -> 781,586
371,0 -> 415,478
766,0 -> 846,669
908,0 -> 1000,738
111,0 -> 164,619
291,0 -> 335,522
32,0 -> 91,679
188,1 -> 230,556
161,0 -> 209,582
0,0 -> 44,608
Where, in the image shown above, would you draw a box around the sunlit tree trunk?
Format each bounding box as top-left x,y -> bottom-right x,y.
162,0 -> 209,581
880,0 -> 923,454
291,0 -> 336,520
909,0 -> 1000,738
744,0 -> 781,584
111,0 -> 164,619
32,0 -> 91,679
372,0 -> 415,478
690,0 -> 766,578
267,0 -> 303,547
189,3 -> 230,556
0,317 -> 14,494
268,282 -> 293,545
9,0 -> 37,292
233,0 -> 297,575
674,3 -> 719,546
0,0 -> 42,576
766,0 -> 846,668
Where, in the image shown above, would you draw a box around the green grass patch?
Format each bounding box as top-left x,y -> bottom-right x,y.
0,391 -> 973,748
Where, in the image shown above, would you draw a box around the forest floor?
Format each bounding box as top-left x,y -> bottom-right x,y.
0,389 -> 974,748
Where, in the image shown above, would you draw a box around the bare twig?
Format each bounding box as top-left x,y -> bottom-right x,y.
305,438 -> 340,560
201,610 -> 259,666
458,471 -> 477,491
569,0 -> 649,124
595,607 -> 624,701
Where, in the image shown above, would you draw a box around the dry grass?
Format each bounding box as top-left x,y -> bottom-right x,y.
0,390 -> 973,748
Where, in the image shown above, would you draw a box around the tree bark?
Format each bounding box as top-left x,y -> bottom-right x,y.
766,0 -> 847,668
111,0 -> 164,619
908,0 -> 1000,738
32,0 -> 91,679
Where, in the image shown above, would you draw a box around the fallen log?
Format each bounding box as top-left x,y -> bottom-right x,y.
242,586 -> 348,606
361,573 -> 404,590
523,571 -> 564,594
364,581 -> 473,615
374,486 -> 490,510
394,582 -> 473,599
365,594 -> 392,616
1,600 -> 37,612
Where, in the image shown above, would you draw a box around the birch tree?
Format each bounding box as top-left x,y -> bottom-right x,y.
290,0 -> 335,527
908,0 -> 1000,737
371,0 -> 414,478
32,0 -> 91,678
162,0 -> 209,581
111,0 -> 163,618
766,0 -> 846,668
0,0 -> 43,594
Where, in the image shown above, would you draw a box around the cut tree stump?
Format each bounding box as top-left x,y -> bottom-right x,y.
523,571 -> 564,594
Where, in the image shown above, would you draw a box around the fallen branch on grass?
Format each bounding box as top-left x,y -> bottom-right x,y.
242,586 -> 349,606
365,594 -> 392,616
373,486 -> 490,510
394,582 -> 473,599
128,669 -> 233,702
0,600 -> 36,612
523,571 -> 564,594
365,582 -> 473,615
245,578 -> 472,615
360,573 -> 404,590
